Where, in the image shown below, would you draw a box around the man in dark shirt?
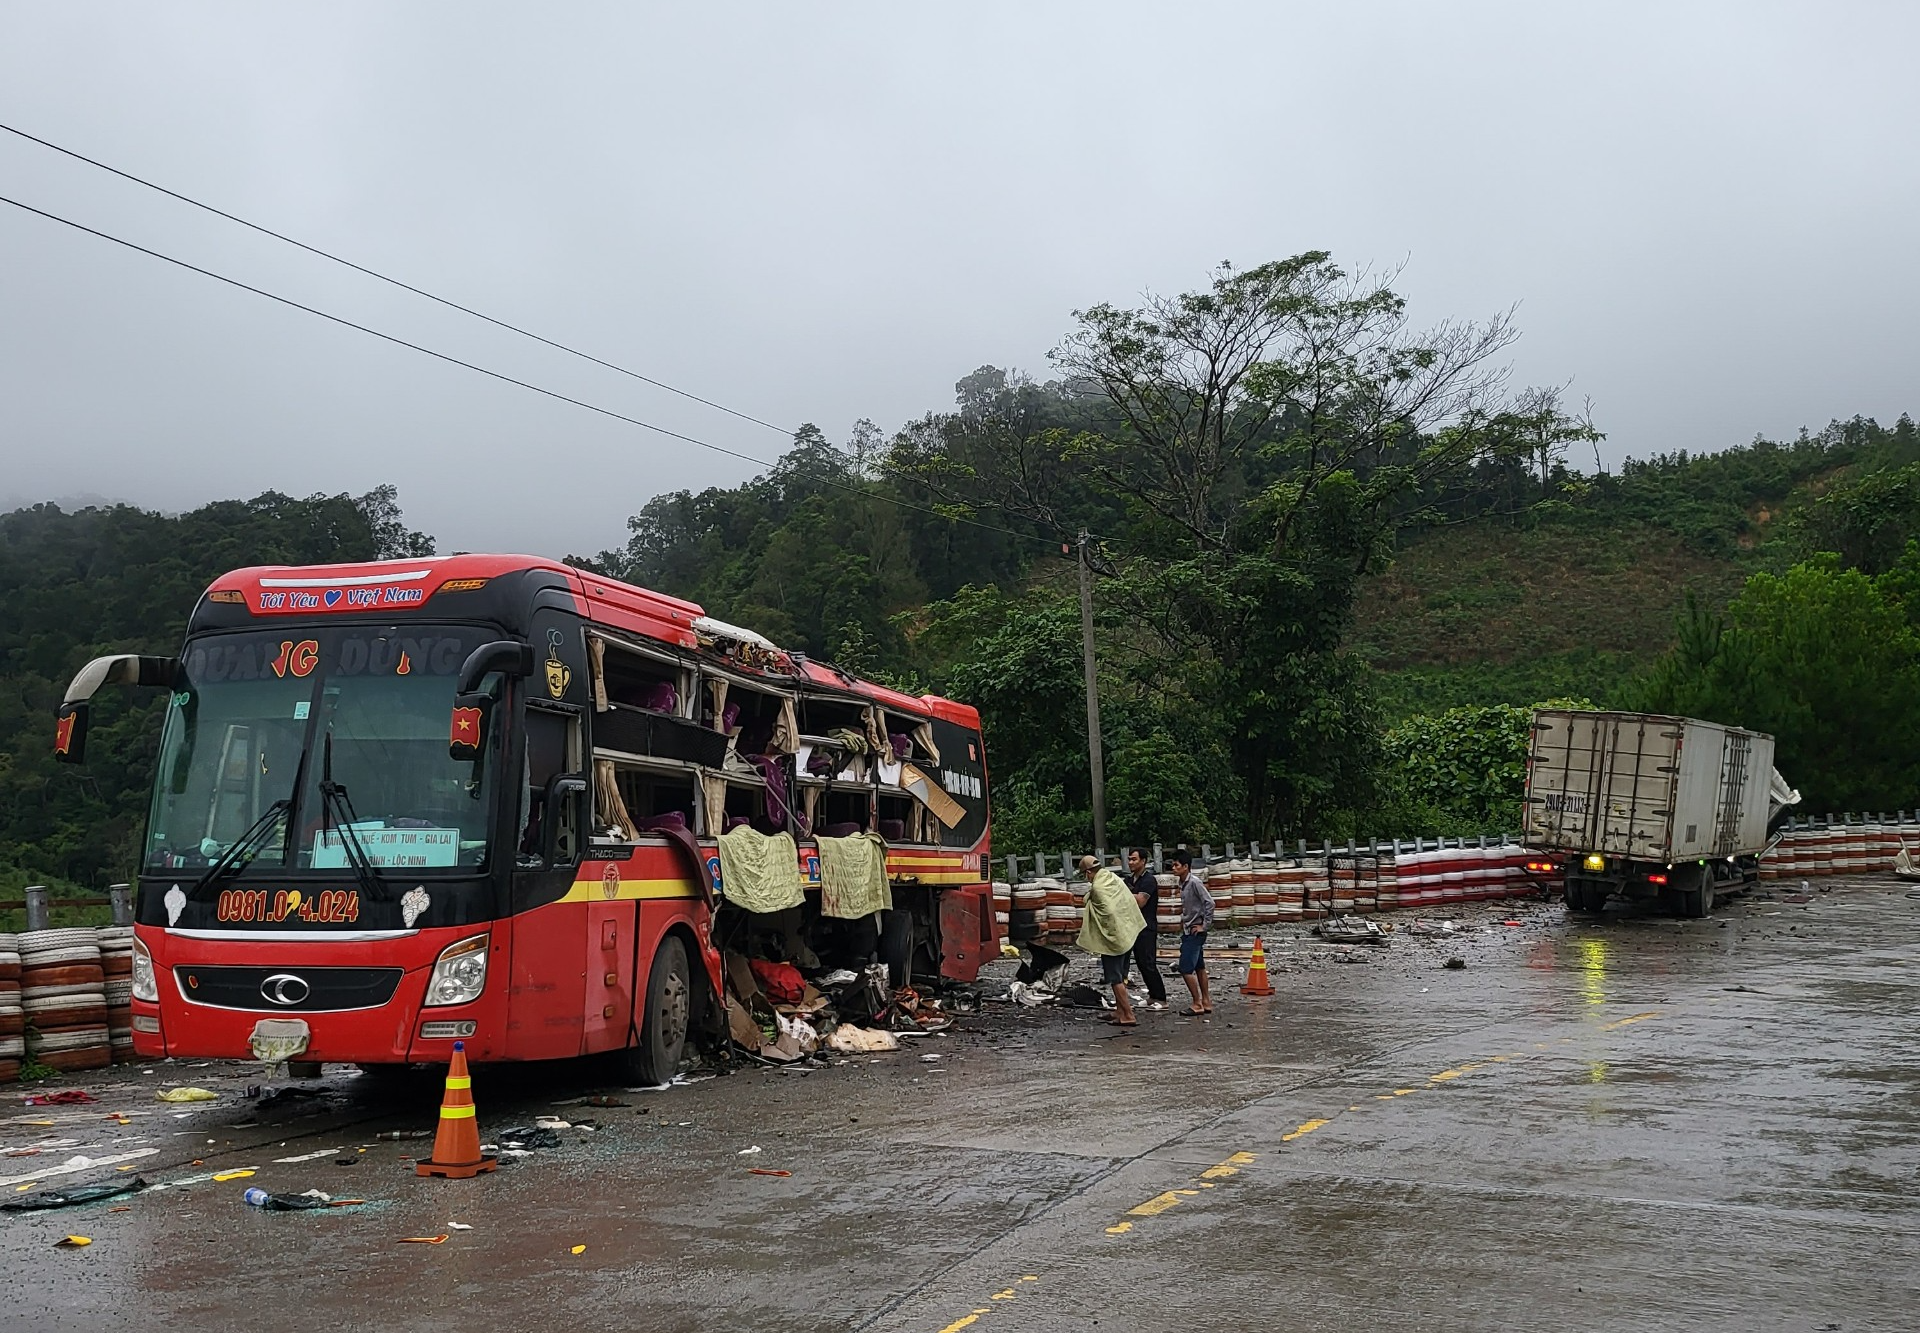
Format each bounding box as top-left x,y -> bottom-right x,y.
1124,847 -> 1169,1009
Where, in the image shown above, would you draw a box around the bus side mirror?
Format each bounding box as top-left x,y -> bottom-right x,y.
454,641 -> 535,695
448,641 -> 535,761
543,773 -> 589,865
54,703 -> 88,765
55,653 -> 180,766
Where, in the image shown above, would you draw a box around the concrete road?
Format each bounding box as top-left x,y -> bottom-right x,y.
3,881 -> 1916,1333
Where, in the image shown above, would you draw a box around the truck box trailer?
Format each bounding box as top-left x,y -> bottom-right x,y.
1522,709 -> 1797,917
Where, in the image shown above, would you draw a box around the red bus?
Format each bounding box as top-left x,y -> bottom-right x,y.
55,555 -> 996,1082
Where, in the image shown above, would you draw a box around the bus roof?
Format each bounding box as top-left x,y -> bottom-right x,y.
205,553 -> 981,729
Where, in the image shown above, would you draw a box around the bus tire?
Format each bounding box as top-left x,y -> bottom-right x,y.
879,908 -> 913,991
631,935 -> 691,1085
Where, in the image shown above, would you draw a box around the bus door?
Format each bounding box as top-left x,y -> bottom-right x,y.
506,698 -> 590,1057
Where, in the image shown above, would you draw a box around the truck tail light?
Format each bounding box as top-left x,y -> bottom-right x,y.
1647,873 -> 1668,885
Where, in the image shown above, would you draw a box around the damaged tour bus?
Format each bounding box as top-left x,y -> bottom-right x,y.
55,555 -> 995,1081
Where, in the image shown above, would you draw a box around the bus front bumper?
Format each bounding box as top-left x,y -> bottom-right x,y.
130,924 -> 508,1066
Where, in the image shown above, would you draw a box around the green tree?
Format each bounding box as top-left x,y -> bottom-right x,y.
900,256 -> 1538,838
1638,557 -> 1920,809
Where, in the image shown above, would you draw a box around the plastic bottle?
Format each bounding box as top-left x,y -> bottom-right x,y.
243,1187 -> 327,1211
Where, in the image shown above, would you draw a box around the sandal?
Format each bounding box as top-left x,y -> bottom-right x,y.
1104,1017 -> 1138,1027
1180,1007 -> 1205,1016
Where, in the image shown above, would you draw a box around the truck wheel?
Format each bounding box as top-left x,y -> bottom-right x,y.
1681,865 -> 1713,919
628,935 -> 691,1085
1565,879 -> 1597,913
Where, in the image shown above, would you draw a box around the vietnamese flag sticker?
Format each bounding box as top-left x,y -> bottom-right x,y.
450,705 -> 482,749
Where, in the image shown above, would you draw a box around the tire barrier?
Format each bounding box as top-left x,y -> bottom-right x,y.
2,923 -> 158,1080
18,928 -> 109,1075
1002,839 -> 1553,947
1760,814 -> 1918,880
98,925 -> 135,1062
0,933 -> 21,1083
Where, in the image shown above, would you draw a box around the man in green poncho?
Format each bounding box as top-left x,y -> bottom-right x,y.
1076,854 -> 1147,1027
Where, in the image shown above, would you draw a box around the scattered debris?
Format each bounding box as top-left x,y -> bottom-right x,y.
448,1221 -> 473,1230
22,1091 -> 95,1107
737,1145 -> 762,1155
53,1235 -> 92,1248
155,1088 -> 218,1104
245,1086 -> 324,1112
243,1187 -> 332,1211
373,1129 -> 432,1141
400,1234 -> 450,1245
1406,920 -> 1459,937
569,1244 -> 586,1255
748,1168 -> 791,1177
2,1177 -> 147,1212
1002,981 -> 1056,1007
1315,916 -> 1389,946
210,1170 -> 255,1182
489,1127 -> 561,1152
1444,957 -> 1467,970
825,1026 -> 898,1054
272,1148 -> 342,1164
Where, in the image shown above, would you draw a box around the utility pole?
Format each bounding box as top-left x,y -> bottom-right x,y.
1076,531 -> 1107,858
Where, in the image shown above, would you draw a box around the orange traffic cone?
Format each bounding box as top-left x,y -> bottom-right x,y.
1240,936 -> 1275,997
415,1041 -> 496,1179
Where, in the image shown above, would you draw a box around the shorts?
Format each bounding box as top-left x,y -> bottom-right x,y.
1100,952 -> 1131,985
1177,931 -> 1209,975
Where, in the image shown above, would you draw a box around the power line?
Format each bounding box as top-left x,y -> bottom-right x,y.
0,120 -> 795,440
0,191 -> 1053,545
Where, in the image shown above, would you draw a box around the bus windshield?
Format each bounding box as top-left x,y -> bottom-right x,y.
144,626 -> 501,875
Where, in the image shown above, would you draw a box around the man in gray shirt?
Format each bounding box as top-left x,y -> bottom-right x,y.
1172,848 -> 1214,1015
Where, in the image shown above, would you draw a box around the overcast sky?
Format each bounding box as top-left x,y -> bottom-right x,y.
3,3 -> 1915,557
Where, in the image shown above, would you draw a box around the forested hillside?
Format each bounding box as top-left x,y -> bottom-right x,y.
4,255 -> 1917,894
0,488 -> 433,895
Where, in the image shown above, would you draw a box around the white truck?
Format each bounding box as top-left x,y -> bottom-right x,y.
1522,709 -> 1799,918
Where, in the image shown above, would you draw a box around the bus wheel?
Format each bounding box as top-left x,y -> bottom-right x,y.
631,936 -> 691,1085
879,908 -> 914,990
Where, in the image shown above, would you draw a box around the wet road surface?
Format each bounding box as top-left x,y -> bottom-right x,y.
3,880 -> 1916,1332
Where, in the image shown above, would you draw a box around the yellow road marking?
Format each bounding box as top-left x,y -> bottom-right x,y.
990,1289 -> 1016,1301
1105,1221 -> 1133,1234
1281,1118 -> 1330,1141
1200,1151 -> 1255,1179
1127,1188 -> 1201,1217
1600,1011 -> 1660,1030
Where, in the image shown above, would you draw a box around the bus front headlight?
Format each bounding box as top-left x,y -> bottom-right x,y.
131,937 -> 158,1003
424,934 -> 489,1007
